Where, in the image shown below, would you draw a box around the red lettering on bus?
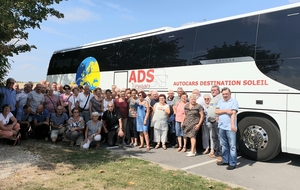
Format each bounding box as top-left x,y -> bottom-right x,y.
129,69 -> 154,83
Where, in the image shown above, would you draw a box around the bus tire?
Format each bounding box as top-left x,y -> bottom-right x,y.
238,117 -> 281,161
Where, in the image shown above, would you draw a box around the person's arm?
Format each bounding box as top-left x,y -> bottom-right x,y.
195,109 -> 204,130
10,115 -> 18,127
89,101 -> 93,118
230,110 -> 237,132
0,121 -> 10,131
144,101 -> 150,125
181,107 -> 186,127
102,118 -> 108,133
215,108 -> 232,115
68,100 -> 72,117
60,95 -> 64,107
84,124 -> 89,143
26,97 -> 31,107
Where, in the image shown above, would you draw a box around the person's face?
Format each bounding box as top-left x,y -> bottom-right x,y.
106,92 -> 112,98
37,106 -> 43,113
111,92 -> 116,98
41,87 -> 46,93
107,104 -> 114,112
120,92 -> 126,99
126,91 -> 131,98
56,107 -> 63,115
73,89 -> 79,96
190,97 -> 197,105
111,85 -> 116,92
46,82 -> 50,87
138,93 -> 144,100
92,114 -> 99,121
7,80 -> 15,89
36,85 -> 42,93
65,88 -> 71,93
3,106 -> 10,114
192,90 -> 199,98
181,95 -> 187,102
167,91 -> 174,98
204,97 -> 211,104
48,89 -> 54,96
13,83 -> 19,90
52,83 -> 57,90
222,89 -> 231,101
25,107 -> 32,114
211,87 -> 220,97
24,86 -> 30,93
58,85 -> 63,92
177,89 -> 183,96
152,93 -> 158,100
72,109 -> 80,116
84,86 -> 90,93
159,96 -> 165,103
131,91 -> 137,98
96,89 -> 102,97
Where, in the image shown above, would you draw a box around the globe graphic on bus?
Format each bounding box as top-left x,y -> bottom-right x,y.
75,57 -> 100,90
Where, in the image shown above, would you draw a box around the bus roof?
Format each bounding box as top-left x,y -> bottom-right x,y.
53,2 -> 300,54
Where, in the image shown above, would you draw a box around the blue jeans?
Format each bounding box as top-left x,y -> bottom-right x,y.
175,122 -> 184,137
219,128 -> 237,166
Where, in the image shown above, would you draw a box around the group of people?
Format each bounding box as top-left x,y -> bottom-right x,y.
0,78 -> 239,170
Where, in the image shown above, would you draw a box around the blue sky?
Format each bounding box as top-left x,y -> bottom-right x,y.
8,0 -> 300,82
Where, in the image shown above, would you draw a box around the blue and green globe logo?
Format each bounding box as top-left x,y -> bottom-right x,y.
75,57 -> 100,90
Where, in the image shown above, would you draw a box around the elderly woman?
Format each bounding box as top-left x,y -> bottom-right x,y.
66,108 -> 85,146
60,85 -> 72,114
135,91 -> 151,150
202,94 -> 214,155
89,87 -> 104,119
44,88 -> 60,115
82,112 -> 102,149
174,92 -> 188,152
152,94 -> 170,150
127,89 -> 138,146
68,87 -> 80,117
114,90 -> 129,144
0,104 -> 21,139
182,94 -> 204,157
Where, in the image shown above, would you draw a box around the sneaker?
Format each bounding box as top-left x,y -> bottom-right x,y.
226,165 -> 236,170
186,152 -> 196,157
217,162 -> 229,166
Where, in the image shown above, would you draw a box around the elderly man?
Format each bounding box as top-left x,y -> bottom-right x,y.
33,105 -> 50,140
26,84 -> 44,114
207,85 -> 223,161
16,83 -> 31,114
76,85 -> 94,123
174,87 -> 184,105
192,89 -> 205,106
50,106 -> 69,143
102,102 -> 124,147
215,87 -> 239,170
0,78 -> 17,115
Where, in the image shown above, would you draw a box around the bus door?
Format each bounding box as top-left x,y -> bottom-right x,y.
113,71 -> 128,89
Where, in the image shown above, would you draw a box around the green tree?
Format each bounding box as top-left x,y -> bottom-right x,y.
0,0 -> 64,84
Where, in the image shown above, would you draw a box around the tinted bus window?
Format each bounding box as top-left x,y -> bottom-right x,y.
256,8 -> 300,90
47,50 -> 80,75
149,28 -> 196,68
192,16 -> 258,64
117,37 -> 152,70
93,43 -> 120,71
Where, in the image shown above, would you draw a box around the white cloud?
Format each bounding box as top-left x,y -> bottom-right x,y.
120,14 -> 137,21
105,2 -> 131,13
79,0 -> 98,7
49,7 -> 101,23
41,26 -> 74,38
289,0 -> 300,2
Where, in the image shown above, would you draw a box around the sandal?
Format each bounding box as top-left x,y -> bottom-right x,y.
181,147 -> 187,152
146,145 -> 151,151
155,143 -> 160,149
203,149 -> 209,154
177,147 -> 182,152
162,144 -> 167,150
139,145 -> 144,149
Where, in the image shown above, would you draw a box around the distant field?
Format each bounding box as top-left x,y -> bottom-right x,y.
16,82 -> 38,89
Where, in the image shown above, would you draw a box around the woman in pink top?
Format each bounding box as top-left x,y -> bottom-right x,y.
60,85 -> 72,113
174,92 -> 188,152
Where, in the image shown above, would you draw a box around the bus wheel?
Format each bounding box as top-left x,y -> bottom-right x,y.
238,117 -> 281,161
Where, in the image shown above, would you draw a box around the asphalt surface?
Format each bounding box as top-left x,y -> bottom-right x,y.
107,145 -> 300,190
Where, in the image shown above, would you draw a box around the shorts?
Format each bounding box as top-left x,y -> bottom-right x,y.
175,122 -> 184,137
50,127 -> 65,138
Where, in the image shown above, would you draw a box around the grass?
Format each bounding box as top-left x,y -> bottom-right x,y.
4,140 -> 244,190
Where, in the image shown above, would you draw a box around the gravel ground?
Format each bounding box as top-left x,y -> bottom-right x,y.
0,142 -> 41,179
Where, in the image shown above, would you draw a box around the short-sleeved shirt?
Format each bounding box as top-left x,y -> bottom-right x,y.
16,110 -> 30,122
28,91 -> 44,112
217,98 -> 239,130
44,95 -> 60,115
33,109 -> 50,123
175,101 -> 187,122
114,98 -> 128,118
50,113 -> 68,128
0,112 -> 13,125
207,93 -> 223,122
86,120 -> 102,137
102,109 -> 122,131
68,95 -> 78,110
77,92 -> 94,110
0,87 -> 16,112
90,96 -> 103,113
16,91 -> 28,111
60,93 -> 72,107
166,96 -> 175,106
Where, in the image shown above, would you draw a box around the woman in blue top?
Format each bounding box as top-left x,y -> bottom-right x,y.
135,91 -> 150,150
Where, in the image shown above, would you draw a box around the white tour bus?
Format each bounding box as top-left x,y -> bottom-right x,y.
47,3 -> 300,161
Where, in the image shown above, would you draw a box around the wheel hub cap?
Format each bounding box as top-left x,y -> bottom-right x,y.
243,125 -> 268,152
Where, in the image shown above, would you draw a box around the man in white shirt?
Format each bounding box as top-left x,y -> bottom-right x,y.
76,85 -> 94,123
192,89 -> 205,106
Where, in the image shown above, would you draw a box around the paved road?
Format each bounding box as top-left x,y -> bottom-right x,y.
107,145 -> 300,190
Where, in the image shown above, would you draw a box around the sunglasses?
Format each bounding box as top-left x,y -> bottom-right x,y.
204,98 -> 210,100
73,111 -> 79,113
9,82 -> 15,84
